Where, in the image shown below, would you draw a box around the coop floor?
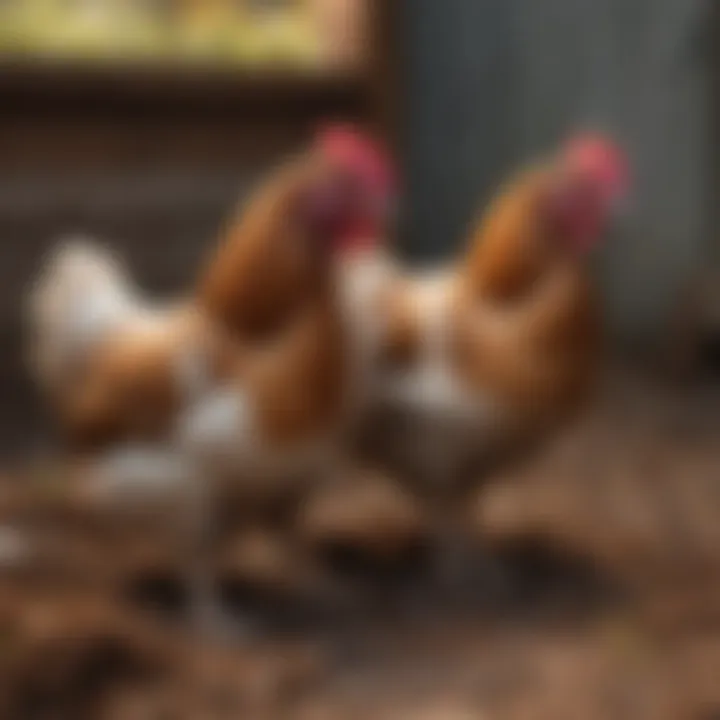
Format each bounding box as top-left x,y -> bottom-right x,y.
0,364 -> 719,719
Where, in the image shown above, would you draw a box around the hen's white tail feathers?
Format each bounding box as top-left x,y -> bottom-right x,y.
27,237 -> 142,392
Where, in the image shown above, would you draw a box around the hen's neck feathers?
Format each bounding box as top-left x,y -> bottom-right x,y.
198,160 -> 326,341
462,167 -> 557,304
450,166 -> 601,419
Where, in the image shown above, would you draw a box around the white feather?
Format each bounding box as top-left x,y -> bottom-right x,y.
373,267 -> 503,486
90,446 -> 194,502
177,387 -> 254,466
27,237 -> 143,391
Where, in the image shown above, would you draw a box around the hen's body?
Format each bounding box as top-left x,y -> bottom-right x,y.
28,239 -> 234,497
188,152 -> 394,493
360,138 -> 626,591
370,175 -> 601,494
369,268 -> 501,493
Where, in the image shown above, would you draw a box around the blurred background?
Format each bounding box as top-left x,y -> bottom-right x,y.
0,2 -> 719,718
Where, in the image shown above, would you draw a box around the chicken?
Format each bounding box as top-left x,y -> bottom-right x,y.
183,128 -> 396,635
366,135 -> 629,591
27,237 -> 226,495
28,127 -> 397,635
195,125 -> 398,446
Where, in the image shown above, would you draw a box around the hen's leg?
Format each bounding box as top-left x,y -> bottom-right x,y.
416,428 -> 479,594
426,456 -> 512,606
183,468 -> 261,644
88,446 -> 251,640
178,389 -> 260,643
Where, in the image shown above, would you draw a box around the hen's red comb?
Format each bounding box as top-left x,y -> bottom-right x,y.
562,133 -> 630,197
315,124 -> 396,193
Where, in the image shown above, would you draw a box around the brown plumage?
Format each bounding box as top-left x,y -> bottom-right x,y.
56,308 -> 232,454
371,137 -> 627,490
362,137 -> 628,591
26,239 -> 226,457
193,159 -> 351,450
193,127 -> 395,454
198,159 -> 329,342
452,166 -> 602,427
247,294 -> 348,446
36,162 -> 338,458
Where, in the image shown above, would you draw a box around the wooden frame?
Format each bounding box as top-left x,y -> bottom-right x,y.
0,62 -> 366,114
0,0 -> 400,167
711,0 -> 720,265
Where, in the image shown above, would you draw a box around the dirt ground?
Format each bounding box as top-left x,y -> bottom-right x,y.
0,365 -> 719,720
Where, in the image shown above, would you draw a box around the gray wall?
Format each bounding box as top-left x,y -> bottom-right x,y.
402,0 -> 713,336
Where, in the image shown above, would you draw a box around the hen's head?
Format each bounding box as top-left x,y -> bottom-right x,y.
541,134 -> 629,254
300,124 -> 396,255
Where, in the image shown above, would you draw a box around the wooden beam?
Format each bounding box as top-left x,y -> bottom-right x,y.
0,60 -> 366,118
710,0 -> 720,264
366,0 -> 402,162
